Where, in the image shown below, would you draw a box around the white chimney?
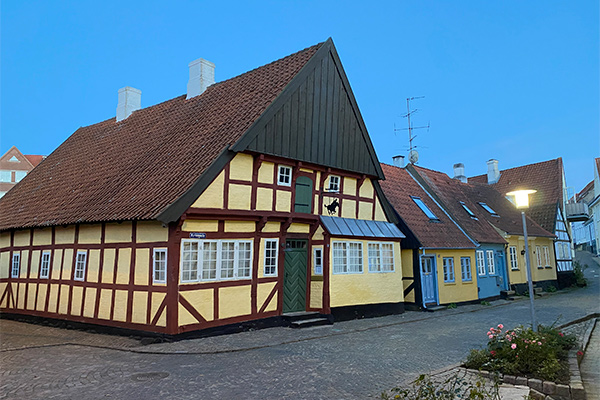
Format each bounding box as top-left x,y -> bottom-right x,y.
453,163 -> 467,183
392,155 -> 405,168
116,86 -> 141,122
186,58 -> 215,99
487,159 -> 500,184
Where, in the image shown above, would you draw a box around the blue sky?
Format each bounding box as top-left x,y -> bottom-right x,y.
1,1 -> 598,193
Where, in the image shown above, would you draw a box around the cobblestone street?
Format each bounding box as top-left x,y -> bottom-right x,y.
1,253 -> 598,399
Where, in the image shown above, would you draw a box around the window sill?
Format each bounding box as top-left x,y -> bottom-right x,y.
461,280 -> 473,284
443,281 -> 456,285
367,270 -> 395,274
544,266 -> 553,269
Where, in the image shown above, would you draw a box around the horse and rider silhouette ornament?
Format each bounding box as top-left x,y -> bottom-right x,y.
325,198 -> 339,215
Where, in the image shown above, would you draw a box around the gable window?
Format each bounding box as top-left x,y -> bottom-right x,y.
332,241 -> 363,274
14,171 -> 27,182
478,202 -> 499,217
40,251 -> 51,279
536,246 -> 543,268
411,196 -> 439,221
181,239 -> 253,282
461,257 -> 472,281
368,242 -> 394,273
264,239 -> 278,276
486,250 -> 495,275
509,246 -> 519,270
443,257 -> 455,282
11,253 -> 20,278
74,251 -> 87,281
277,165 -> 292,186
543,246 -> 550,267
476,250 -> 485,276
313,248 -> 323,275
459,202 -> 478,220
328,176 -> 340,192
153,248 -> 167,283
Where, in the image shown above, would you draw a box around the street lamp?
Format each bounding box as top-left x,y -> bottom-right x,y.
507,189 -> 537,331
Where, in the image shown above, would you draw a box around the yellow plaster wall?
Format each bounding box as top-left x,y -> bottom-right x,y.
51,250 -> 63,280
181,289 -> 214,322
116,249 -> 131,285
313,194 -> 320,214
219,286 -> 251,319
151,292 -> 166,326
341,199 -> 356,218
256,188 -> 273,211
310,281 -> 323,309
230,153 -> 254,181
225,221 -> 255,233
47,284 -> 59,313
191,170 -> 225,209
113,290 -> 128,322
0,252 -> 8,279
14,231 -> 30,247
102,249 -> 116,284
132,291 -> 148,324
257,282 -> 277,312
312,227 -> 324,241
33,229 -> 52,246
262,221 -> 280,233
343,177 -> 357,195
229,184 -> 252,210
0,283 -> 7,308
401,248 -> 416,304
27,283 -> 36,310
71,286 -> 83,316
182,220 -> 219,233
62,249 -> 73,280
30,250 -> 40,279
430,249 -> 478,304
258,162 -> 275,184
0,232 -> 9,249
36,284 -> 47,311
359,179 -> 374,199
83,288 -> 96,318
374,200 -> 386,222
87,250 -> 100,283
79,224 -> 102,244
17,250 -> 28,278
98,289 -> 113,320
288,223 -> 309,234
179,302 -> 197,326
275,190 -> 291,213
358,202 -> 373,220
137,221 -> 168,243
329,240 -> 403,307
58,285 -> 69,314
105,223 -> 132,243
507,236 -> 557,285
55,226 -> 75,244
135,249 -> 150,285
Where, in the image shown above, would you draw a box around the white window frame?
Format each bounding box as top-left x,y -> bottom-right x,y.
460,257 -> 472,281
536,245 -> 542,268
476,250 -> 485,276
180,239 -> 253,282
367,242 -> 394,273
74,251 -> 87,281
263,239 -> 278,277
313,248 -> 323,275
411,196 -> 439,220
328,175 -> 340,192
509,246 -> 519,270
153,248 -> 167,283
11,253 -> 20,278
459,202 -> 478,220
332,241 -> 363,274
486,250 -> 495,275
443,257 -> 455,283
543,246 -> 550,267
277,165 -> 292,187
40,251 -> 51,279
478,202 -> 499,217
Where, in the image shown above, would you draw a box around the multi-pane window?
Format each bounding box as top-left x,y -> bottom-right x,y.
509,246 -> 519,270
461,257 -> 472,281
443,257 -> 455,282
476,250 -> 485,276
264,239 -> 278,276
332,242 -> 363,274
181,240 -> 252,282
411,196 -> 439,220
277,165 -> 292,186
0,170 -> 10,183
543,246 -> 550,267
74,251 -> 87,281
536,246 -> 542,268
40,251 -> 51,279
328,176 -> 340,192
486,250 -> 495,275
153,249 -> 167,283
11,253 -> 20,278
368,242 -> 394,272
313,248 -> 323,275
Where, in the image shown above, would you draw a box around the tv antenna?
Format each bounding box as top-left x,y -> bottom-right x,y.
394,96 -> 429,164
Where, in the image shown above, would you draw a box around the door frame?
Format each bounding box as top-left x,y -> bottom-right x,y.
419,254 -> 438,307
282,238 -> 309,313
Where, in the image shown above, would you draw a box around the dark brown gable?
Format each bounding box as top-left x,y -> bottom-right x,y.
232,39 -> 384,180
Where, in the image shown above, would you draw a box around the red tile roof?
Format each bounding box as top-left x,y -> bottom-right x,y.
577,180 -> 594,202
24,155 -> 44,167
0,42 -> 322,230
380,163 -> 477,249
596,157 -> 600,178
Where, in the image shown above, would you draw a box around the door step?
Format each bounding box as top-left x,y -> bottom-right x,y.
424,305 -> 446,312
500,290 -> 518,300
282,312 -> 333,328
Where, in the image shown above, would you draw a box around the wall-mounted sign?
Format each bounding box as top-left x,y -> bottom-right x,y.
189,232 -> 206,239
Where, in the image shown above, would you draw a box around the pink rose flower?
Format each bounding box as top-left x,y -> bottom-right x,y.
511,343 -> 517,349
488,334 -> 493,339
538,342 -> 542,346
559,332 -> 564,337
498,324 -> 504,329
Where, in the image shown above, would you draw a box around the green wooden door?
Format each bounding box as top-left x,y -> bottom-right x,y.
283,240 -> 308,313
294,176 -> 313,213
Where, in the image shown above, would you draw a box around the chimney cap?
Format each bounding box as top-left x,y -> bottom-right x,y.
453,163 -> 464,168
188,58 -> 215,68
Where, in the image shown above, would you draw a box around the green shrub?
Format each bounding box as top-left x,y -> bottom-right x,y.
546,285 -> 557,293
447,303 -> 457,309
480,301 -> 491,306
573,261 -> 588,287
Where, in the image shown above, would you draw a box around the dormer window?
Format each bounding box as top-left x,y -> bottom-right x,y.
411,196 -> 439,221
460,201 -> 478,220
478,202 -> 499,217
277,165 -> 292,186
328,175 -> 340,192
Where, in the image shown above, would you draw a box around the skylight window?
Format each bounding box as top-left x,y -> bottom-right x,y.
460,201 -> 478,219
411,196 -> 439,221
478,202 -> 499,217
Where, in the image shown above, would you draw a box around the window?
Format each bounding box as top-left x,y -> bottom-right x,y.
478,202 -> 499,217
411,196 -> 439,220
486,250 -> 495,275
368,242 -> 394,272
264,239 -> 278,276
11,253 -> 20,278
74,251 -> 87,281
332,242 -> 363,274
181,240 -> 253,282
14,171 -> 27,182
459,202 -> 478,219
313,248 -> 323,275
443,257 -> 455,282
0,170 -> 10,183
153,249 -> 167,283
40,251 -> 51,279
543,246 -> 550,267
476,250 -> 485,276
509,246 -> 519,270
460,257 -> 472,281
536,245 -> 542,268
277,165 -> 292,186
328,175 -> 340,192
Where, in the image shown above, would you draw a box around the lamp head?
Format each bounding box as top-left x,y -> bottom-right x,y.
506,189 -> 537,209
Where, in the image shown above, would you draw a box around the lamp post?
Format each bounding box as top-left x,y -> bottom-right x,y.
507,189 -> 538,331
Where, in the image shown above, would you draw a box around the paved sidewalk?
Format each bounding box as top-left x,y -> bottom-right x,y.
581,323 -> 599,400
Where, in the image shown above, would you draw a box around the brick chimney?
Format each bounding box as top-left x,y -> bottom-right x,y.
487,159 -> 500,184
116,87 -> 141,122
186,58 -> 215,99
453,163 -> 467,183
